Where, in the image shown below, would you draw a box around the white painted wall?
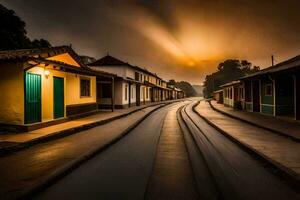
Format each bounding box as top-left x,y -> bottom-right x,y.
122,82 -> 129,105
130,84 -> 136,103
114,81 -> 123,105
125,67 -> 135,79
90,66 -> 126,78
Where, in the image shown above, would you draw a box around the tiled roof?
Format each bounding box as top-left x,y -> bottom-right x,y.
220,80 -> 241,88
33,58 -> 116,78
89,55 -> 162,80
0,46 -> 85,67
241,55 -> 300,79
88,55 -> 129,66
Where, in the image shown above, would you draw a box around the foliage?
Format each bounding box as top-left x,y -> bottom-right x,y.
0,4 -> 51,50
203,59 -> 260,97
168,79 -> 197,97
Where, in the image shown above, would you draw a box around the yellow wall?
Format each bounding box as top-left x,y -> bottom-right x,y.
27,66 -> 67,122
0,62 -> 24,125
47,53 -> 81,67
27,65 -> 96,123
66,73 -> 96,105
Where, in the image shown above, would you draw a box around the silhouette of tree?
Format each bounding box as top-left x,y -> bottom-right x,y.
203,59 -> 260,97
0,4 -> 51,50
168,79 -> 197,97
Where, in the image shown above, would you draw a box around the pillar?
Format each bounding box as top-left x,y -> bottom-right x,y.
295,74 -> 300,120
111,77 -> 115,112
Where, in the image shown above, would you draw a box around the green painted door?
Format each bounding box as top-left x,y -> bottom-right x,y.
25,73 -> 42,124
53,77 -> 64,119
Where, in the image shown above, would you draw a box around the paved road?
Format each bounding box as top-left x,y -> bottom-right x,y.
180,101 -> 300,200
0,105 -> 162,200
35,101 -> 194,200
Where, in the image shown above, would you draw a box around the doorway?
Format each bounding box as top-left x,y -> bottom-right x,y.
53,77 -> 65,119
25,72 -> 42,124
252,80 -> 260,112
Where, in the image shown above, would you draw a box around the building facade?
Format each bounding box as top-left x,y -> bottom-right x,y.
217,55 -> 300,121
0,46 -> 115,131
89,55 -> 174,108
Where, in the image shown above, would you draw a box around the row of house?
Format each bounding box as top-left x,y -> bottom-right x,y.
213,55 -> 300,121
0,46 -> 184,132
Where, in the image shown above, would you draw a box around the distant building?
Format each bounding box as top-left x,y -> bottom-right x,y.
216,55 -> 300,121
241,55 -> 300,120
220,80 -> 243,109
88,55 -> 181,109
213,89 -> 223,104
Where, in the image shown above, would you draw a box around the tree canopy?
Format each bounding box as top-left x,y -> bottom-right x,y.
203,59 -> 260,97
0,4 -> 51,50
168,79 -> 197,97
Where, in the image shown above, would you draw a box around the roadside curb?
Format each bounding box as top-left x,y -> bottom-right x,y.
0,100 -> 181,157
193,101 -> 300,188
21,101 -> 180,199
208,100 -> 300,142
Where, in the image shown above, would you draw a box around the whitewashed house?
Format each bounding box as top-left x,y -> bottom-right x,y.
89,55 -> 156,108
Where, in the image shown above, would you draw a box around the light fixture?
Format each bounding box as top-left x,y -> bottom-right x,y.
44,70 -> 50,78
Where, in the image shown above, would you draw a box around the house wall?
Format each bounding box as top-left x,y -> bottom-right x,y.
122,82 -> 129,105
114,80 -> 123,106
65,73 -> 96,106
260,78 -> 274,115
223,86 -> 234,107
126,67 -> 135,79
130,83 -> 136,103
91,66 -> 126,78
0,62 -> 24,125
27,65 -> 97,121
244,80 -> 253,111
27,66 -> 68,122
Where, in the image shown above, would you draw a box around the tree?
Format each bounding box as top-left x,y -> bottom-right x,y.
168,79 -> 197,97
0,4 -> 51,50
203,59 -> 260,97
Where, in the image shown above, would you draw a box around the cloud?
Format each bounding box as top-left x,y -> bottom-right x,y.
1,0 -> 300,84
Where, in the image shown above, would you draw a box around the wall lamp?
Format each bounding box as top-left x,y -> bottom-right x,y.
44,70 -> 50,78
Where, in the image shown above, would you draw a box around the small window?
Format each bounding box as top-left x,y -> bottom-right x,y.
80,78 -> 91,97
265,84 -> 273,96
146,88 -> 149,98
125,84 -> 128,100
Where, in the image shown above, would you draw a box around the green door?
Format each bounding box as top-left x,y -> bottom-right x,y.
25,72 -> 42,124
53,77 -> 65,119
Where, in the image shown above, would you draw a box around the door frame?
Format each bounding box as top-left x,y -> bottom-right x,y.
24,72 -> 42,124
53,76 -> 65,119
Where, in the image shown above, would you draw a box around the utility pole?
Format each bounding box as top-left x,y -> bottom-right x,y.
271,55 -> 274,66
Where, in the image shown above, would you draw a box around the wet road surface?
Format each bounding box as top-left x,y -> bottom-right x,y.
145,103 -> 199,199
11,99 -> 300,200
0,105 -> 162,200
180,101 -> 300,200
35,101 -> 194,199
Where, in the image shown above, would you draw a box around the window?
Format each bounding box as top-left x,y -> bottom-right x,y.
135,72 -> 139,81
80,78 -> 91,97
125,84 -> 128,100
146,87 -> 149,99
265,84 -> 273,96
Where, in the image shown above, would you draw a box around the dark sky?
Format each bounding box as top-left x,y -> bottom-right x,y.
1,0 -> 300,84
